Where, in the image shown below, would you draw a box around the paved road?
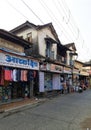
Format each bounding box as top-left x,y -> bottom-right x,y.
0,89 -> 91,130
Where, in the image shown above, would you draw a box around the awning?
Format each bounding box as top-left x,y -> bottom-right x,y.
79,71 -> 89,76
70,52 -> 78,56
45,37 -> 58,44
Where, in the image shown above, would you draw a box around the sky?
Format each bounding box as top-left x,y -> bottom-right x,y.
0,0 -> 91,62
65,0 -> 91,62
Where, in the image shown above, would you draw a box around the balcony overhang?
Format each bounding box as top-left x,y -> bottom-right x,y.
70,52 -> 78,56
45,37 -> 58,44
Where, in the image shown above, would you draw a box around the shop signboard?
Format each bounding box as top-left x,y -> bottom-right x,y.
50,64 -> 63,73
40,63 -> 48,70
87,70 -> 91,75
79,71 -> 88,76
40,63 -> 63,73
73,68 -> 79,74
63,67 -> 71,74
40,63 -> 51,71
0,53 -> 39,70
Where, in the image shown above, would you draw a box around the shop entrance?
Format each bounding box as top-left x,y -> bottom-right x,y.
11,82 -> 30,99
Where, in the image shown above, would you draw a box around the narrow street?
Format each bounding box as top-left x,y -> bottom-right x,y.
0,89 -> 91,130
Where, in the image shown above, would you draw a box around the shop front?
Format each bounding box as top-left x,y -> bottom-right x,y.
72,68 -> 79,85
62,66 -> 72,80
0,50 -> 39,103
60,66 -> 72,83
79,70 -> 89,89
39,63 -> 63,96
60,66 -> 72,93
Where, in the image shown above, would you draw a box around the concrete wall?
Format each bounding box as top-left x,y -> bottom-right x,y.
38,27 -> 57,59
15,28 -> 38,43
0,38 -> 24,52
14,27 -> 57,59
15,28 -> 39,55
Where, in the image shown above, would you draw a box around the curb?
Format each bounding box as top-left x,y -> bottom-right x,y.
0,99 -> 46,119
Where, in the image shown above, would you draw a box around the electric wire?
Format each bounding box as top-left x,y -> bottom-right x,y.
54,0 -> 79,43
56,0 -> 81,44
20,0 -> 44,24
56,0 -> 79,40
61,0 -> 79,33
6,0 -> 76,43
20,0 -> 68,43
6,0 -> 30,20
5,0 -> 90,61
5,0 -> 85,46
60,0 -> 90,57
39,0 -> 75,43
61,0 -> 85,45
39,0 -> 72,42
40,0 -> 80,44
6,0 -> 68,46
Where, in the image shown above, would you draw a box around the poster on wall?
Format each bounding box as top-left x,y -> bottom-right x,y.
53,74 -> 60,90
39,72 -> 44,92
44,73 -> 52,91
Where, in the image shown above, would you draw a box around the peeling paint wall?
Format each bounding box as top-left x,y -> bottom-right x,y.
0,38 -> 24,52
38,27 -> 57,59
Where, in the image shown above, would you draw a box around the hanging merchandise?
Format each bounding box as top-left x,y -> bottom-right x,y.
4,68 -> 12,81
0,67 -> 4,85
27,71 -> 34,81
12,69 -> 17,82
34,71 -> 36,78
21,70 -> 24,81
17,69 -> 21,81
23,70 -> 28,81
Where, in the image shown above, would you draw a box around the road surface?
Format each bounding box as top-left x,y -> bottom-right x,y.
0,89 -> 91,130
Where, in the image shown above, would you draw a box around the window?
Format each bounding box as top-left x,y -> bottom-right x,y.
46,42 -> 52,57
26,32 -> 32,42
